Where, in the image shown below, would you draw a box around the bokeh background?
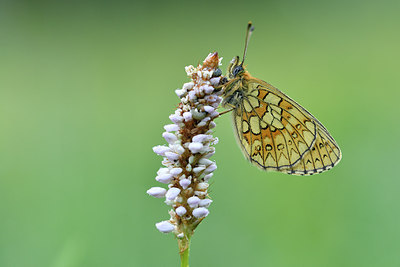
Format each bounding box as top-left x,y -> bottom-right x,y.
0,0 -> 399,266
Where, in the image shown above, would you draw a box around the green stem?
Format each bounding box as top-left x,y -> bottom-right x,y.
179,235 -> 191,267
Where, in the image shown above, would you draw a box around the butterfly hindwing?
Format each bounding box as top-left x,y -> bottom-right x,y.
232,78 -> 341,175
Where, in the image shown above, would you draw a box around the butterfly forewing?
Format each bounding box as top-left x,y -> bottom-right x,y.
231,78 -> 341,175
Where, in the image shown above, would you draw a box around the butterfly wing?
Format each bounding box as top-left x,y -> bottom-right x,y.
232,78 -> 341,175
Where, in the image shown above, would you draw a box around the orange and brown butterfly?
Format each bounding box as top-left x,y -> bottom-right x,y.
217,22 -> 342,175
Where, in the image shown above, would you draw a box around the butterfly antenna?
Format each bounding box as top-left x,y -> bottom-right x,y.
241,21 -> 255,66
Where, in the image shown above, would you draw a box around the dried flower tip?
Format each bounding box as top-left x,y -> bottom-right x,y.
166,187 -> 181,200
176,206 -> 187,216
156,221 -> 175,233
147,187 -> 167,198
203,52 -> 219,69
192,207 -> 209,218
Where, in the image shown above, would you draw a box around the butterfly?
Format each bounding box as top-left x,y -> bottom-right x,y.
217,22 -> 342,175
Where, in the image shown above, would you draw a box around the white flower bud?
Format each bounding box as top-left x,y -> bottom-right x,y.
204,163 -> 217,173
203,85 -> 214,94
192,207 -> 209,218
197,182 -> 209,190
188,155 -> 195,164
203,105 -> 214,113
188,142 -> 203,153
203,173 -> 213,182
171,144 -> 185,155
211,137 -> 219,145
197,120 -> 207,127
165,152 -> 179,161
166,187 -> 181,200
210,77 -> 220,86
199,199 -> 212,207
176,206 -> 187,216
156,221 -> 175,233
183,82 -> 194,90
177,233 -> 184,238
183,111 -> 192,121
186,164 -> 192,172
169,114 -> 184,123
147,187 -> 167,198
175,89 -> 186,98
170,168 -> 182,176
198,158 -> 213,166
193,166 -> 206,174
210,111 -> 219,118
187,196 -> 200,208
164,199 -> 174,206
188,90 -> 197,101
179,179 -> 191,189
156,173 -> 173,184
162,132 -> 177,144
192,134 -> 211,143
157,167 -> 169,176
164,124 -> 180,132
153,145 -> 170,156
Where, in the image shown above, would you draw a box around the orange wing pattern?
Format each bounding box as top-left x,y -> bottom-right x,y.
232,79 -> 341,175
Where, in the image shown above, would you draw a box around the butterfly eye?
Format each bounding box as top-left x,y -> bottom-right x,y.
232,65 -> 244,76
212,68 -> 222,77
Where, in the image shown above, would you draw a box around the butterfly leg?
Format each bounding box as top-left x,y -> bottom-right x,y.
218,104 -> 235,116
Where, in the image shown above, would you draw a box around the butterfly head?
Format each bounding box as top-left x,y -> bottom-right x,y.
227,56 -> 245,78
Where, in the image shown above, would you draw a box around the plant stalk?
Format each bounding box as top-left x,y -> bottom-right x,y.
179,234 -> 191,267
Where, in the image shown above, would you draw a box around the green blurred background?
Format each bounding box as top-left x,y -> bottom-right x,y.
0,0 -> 399,266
